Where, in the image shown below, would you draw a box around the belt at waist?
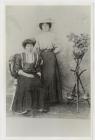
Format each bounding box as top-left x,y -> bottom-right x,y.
40,48 -> 54,52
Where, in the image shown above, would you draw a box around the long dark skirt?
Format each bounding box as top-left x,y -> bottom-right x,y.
11,75 -> 46,113
40,50 -> 63,105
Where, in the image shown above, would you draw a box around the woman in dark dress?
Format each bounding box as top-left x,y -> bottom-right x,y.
35,19 -> 63,109
9,38 -> 46,114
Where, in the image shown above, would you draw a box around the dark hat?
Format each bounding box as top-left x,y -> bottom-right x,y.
22,38 -> 36,48
39,22 -> 52,30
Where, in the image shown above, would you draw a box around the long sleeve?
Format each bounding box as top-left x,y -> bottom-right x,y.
14,54 -> 22,73
9,54 -> 22,78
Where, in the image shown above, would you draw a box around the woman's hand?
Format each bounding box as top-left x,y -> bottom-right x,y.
54,48 -> 60,54
18,70 -> 24,75
18,70 -> 34,78
14,79 -> 17,86
53,43 -> 61,54
37,72 -> 41,77
23,73 -> 34,78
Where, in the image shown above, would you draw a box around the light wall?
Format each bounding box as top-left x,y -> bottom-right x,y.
6,6 -> 91,95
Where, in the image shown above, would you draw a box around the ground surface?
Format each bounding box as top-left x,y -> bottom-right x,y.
6,95 -> 91,137
6,95 -> 90,119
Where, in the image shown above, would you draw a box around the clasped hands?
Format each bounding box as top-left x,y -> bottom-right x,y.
18,70 -> 41,78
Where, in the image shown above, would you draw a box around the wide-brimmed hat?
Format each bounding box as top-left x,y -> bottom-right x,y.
39,18 -> 53,30
22,38 -> 36,48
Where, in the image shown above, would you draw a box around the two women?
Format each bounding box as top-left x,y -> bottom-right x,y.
9,19 -> 63,115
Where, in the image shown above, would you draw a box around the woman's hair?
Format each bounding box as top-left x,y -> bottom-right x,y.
39,22 -> 52,30
22,38 -> 36,48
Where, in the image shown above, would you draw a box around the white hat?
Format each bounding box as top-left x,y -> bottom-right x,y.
38,18 -> 54,29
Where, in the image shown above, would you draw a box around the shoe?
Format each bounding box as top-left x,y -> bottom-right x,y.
38,108 -> 44,112
43,109 -> 49,113
38,108 -> 49,113
23,110 -> 32,116
16,110 -> 28,115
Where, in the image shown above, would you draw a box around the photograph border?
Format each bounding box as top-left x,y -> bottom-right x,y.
0,0 -> 94,140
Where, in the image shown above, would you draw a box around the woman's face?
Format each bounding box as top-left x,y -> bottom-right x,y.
25,44 -> 34,53
42,23 -> 50,32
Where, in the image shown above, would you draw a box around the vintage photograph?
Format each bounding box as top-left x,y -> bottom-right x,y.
6,5 -> 91,137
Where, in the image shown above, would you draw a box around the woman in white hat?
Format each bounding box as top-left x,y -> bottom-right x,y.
35,19 -> 63,112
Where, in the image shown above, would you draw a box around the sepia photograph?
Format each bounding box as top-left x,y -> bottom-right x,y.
5,5 -> 91,137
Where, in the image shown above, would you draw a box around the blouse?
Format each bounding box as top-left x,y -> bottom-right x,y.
35,32 -> 61,53
9,51 -> 43,78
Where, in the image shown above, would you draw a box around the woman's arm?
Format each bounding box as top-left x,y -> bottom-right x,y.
14,54 -> 22,74
14,54 -> 34,78
18,70 -> 34,78
52,35 -> 61,54
9,54 -> 22,78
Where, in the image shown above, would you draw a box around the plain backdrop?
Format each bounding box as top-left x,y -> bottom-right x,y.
6,6 -> 91,96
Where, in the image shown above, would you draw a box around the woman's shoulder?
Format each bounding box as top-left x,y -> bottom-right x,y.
9,53 -> 22,61
14,53 -> 22,59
